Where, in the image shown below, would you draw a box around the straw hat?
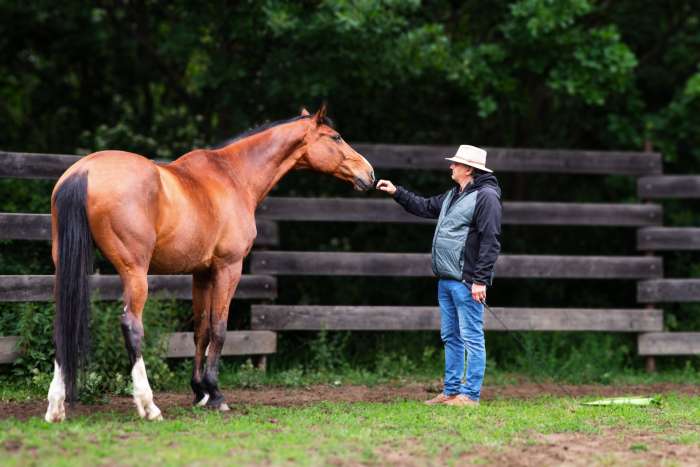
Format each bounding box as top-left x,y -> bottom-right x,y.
445,145 -> 492,173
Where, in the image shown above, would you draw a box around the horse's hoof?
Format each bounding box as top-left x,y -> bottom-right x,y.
205,395 -> 227,411
44,411 -> 65,423
194,393 -> 209,407
146,404 -> 163,421
45,402 -> 66,423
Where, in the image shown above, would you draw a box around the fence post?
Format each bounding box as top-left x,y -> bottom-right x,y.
642,139 -> 657,373
251,220 -> 277,373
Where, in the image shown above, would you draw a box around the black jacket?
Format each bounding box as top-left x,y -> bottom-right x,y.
393,173 -> 502,286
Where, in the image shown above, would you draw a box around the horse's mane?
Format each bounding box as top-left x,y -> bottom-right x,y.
212,114 -> 335,149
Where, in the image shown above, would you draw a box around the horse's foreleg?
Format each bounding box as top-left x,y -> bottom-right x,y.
191,271 -> 212,406
120,271 -> 162,421
202,262 -> 242,411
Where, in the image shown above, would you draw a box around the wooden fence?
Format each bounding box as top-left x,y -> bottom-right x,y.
635,170 -> 700,365
1,145 -> 698,367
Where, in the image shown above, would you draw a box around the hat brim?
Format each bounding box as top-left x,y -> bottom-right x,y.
445,157 -> 493,173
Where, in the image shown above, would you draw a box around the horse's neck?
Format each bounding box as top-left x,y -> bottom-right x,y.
214,123 -> 306,206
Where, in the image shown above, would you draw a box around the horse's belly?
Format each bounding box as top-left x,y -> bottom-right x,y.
149,233 -> 212,274
149,226 -> 253,274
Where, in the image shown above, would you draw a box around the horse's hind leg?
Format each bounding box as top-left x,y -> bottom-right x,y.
120,269 -> 162,421
45,235 -> 66,422
45,361 -> 66,422
191,271 -> 212,406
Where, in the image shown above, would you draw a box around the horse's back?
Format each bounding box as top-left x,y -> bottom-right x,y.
56,150 -> 160,195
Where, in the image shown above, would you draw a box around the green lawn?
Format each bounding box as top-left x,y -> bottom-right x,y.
2,394 -> 699,466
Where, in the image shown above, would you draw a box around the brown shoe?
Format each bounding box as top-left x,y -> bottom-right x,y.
424,393 -> 457,405
443,395 -> 479,407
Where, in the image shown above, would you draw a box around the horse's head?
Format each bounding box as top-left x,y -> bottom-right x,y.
296,105 -> 375,191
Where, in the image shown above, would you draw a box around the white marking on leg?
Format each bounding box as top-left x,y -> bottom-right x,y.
45,360 -> 66,423
196,393 -> 210,406
218,403 -> 230,412
131,357 -> 163,421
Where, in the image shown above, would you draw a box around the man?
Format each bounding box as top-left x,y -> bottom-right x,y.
376,145 -> 502,406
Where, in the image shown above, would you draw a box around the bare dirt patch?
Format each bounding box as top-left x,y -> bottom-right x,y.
371,429 -> 700,466
461,430 -> 700,466
1,381 -> 698,421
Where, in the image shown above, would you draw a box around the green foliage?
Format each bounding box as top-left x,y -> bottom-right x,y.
507,332 -> 632,384
78,92 -> 207,160
11,303 -> 55,382
0,180 -> 53,213
309,330 -> 351,372
4,298 -> 188,401
222,359 -> 267,389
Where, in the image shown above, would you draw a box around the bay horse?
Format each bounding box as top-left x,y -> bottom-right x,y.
45,106 -> 375,422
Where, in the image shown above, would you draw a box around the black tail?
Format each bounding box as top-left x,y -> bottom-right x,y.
53,172 -> 93,402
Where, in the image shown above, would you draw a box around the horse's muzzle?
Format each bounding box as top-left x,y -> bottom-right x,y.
354,175 -> 375,192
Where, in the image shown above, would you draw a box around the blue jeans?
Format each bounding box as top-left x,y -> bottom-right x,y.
438,279 -> 485,401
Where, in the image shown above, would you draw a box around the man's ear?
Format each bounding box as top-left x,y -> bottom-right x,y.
300,107 -> 310,116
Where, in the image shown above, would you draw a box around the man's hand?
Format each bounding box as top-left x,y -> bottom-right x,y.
472,283 -> 486,303
376,179 -> 397,195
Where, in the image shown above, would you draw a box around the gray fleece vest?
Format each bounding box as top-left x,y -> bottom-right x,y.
431,189 -> 478,280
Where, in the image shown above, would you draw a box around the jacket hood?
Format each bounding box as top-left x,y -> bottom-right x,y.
465,173 -> 501,199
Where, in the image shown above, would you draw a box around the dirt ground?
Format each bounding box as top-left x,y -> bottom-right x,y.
2,381 -> 699,420
460,431 -> 700,467
3,382 -> 699,466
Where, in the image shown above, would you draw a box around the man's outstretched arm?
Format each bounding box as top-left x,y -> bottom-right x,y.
376,179 -> 445,219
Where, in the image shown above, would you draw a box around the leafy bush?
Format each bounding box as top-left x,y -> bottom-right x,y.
5,297 -> 189,401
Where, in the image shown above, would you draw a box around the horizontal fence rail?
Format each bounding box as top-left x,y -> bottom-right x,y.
0,202 -> 663,242
251,252 -> 663,279
258,198 -> 662,226
0,275 -> 276,301
637,227 -> 700,250
0,152 -> 80,179
1,147 -> 663,180
166,331 -> 276,358
638,333 -> 700,356
355,145 -> 662,175
637,279 -> 700,303
0,213 -> 279,247
0,331 -> 277,364
638,176 -> 700,199
251,305 -> 663,332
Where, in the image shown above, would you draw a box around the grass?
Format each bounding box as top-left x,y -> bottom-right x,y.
1,394 -> 699,466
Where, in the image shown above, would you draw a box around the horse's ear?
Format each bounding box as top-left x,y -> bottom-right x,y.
300,107 -> 310,117
314,103 -> 328,125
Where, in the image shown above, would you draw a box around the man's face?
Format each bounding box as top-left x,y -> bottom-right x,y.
450,162 -> 472,184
